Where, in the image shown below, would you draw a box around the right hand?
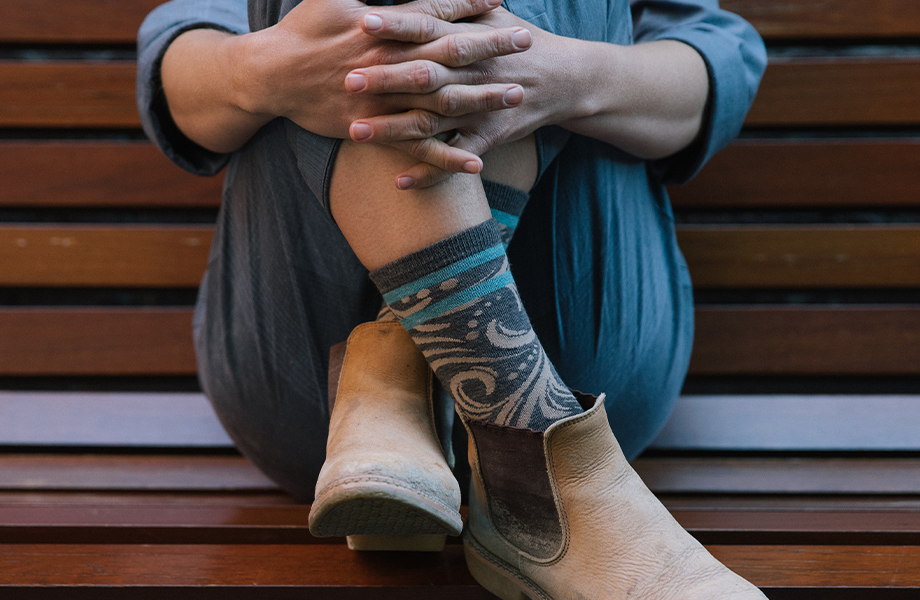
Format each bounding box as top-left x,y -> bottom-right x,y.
239,0 -> 532,173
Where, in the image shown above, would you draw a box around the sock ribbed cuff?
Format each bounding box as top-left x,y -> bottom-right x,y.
369,219 -> 502,295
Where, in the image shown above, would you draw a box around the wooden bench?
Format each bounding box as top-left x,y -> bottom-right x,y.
1,0 -> 919,597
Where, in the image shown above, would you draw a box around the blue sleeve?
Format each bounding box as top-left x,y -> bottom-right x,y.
630,0 -> 766,184
136,0 -> 249,176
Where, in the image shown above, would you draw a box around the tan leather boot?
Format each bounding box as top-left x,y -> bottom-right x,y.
309,321 -> 463,551
462,393 -> 767,599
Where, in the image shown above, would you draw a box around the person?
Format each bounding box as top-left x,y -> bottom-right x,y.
138,0 -> 768,596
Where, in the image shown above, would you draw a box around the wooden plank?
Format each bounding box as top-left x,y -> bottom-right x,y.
651,395 -> 920,451
690,307 -> 920,376
748,59 -> 920,126
3,59 -> 919,129
0,456 -> 277,491
0,142 -> 222,208
678,226 -> 920,288
668,140 -> 920,209
2,307 -> 916,376
634,457 -> 920,494
0,392 -> 232,447
2,495 -> 919,546
0,62 -> 138,128
723,0 -> 920,40
0,543 -> 916,595
4,225 -> 917,289
0,308 -> 197,376
0,0 -> 165,44
0,226 -> 211,287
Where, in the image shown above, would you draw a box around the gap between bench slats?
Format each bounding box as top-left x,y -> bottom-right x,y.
0,142 -> 222,208
1,307 -> 917,375
6,60 -> 920,128
2,225 -> 919,288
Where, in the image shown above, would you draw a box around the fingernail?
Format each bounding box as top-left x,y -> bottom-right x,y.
511,28 -> 532,50
503,86 -> 523,106
345,73 -> 367,92
397,176 -> 416,190
462,160 -> 481,174
351,122 -> 372,141
364,13 -> 383,31
485,0 -> 503,7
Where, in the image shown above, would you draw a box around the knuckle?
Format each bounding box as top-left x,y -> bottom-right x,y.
438,86 -> 463,116
419,16 -> 439,42
447,36 -> 473,66
413,111 -> 440,136
412,62 -> 437,91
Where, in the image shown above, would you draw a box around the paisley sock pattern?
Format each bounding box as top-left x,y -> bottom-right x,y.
376,180 -> 529,323
370,219 -> 582,431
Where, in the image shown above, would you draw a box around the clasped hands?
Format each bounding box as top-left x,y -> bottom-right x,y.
245,0 -> 557,188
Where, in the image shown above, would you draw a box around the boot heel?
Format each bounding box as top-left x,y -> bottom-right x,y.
464,541 -> 532,600
346,534 -> 446,552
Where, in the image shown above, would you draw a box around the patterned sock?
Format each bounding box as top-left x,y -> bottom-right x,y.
376,180 -> 529,322
370,219 -> 582,431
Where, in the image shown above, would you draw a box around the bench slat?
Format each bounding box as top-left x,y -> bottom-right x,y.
0,226 -> 210,287
678,226 -> 920,288
0,308 -> 197,376
634,457 -> 920,494
0,392 -> 232,447
0,456 -> 276,491
0,0 -> 164,44
724,0 -> 920,40
669,140 -> 920,208
2,225 -> 917,288
748,59 -> 920,126
4,392 -> 919,451
651,395 -> 920,451
1,497 -> 917,546
691,306 -> 920,375
6,60 -> 920,128
0,142 -> 222,208
0,543 -> 916,594
0,63 -> 138,128
2,307 -> 917,376
2,1 -> 919,45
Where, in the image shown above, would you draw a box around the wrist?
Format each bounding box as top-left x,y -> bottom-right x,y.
227,30 -> 278,124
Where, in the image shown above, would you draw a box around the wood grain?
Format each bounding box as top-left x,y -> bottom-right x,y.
747,59 -> 920,126
0,543 -> 916,593
0,0 -> 165,44
633,457 -> 920,494
2,307 -> 916,376
0,142 -> 222,208
678,226 -> 920,288
651,395 -> 920,451
0,456 -> 276,491
690,307 -> 920,375
0,62 -> 138,128
0,226 -> 211,287
1,494 -> 918,545
4,59 -> 920,129
668,140 -> 920,208
723,0 -> 920,39
0,392 -> 232,447
0,308 -> 197,376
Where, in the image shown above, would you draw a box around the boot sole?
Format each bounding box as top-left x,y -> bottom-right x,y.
310,477 -> 463,547
464,529 -> 551,600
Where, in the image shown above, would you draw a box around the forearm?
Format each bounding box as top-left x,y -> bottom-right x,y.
556,38 -> 709,160
161,28 -> 273,153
